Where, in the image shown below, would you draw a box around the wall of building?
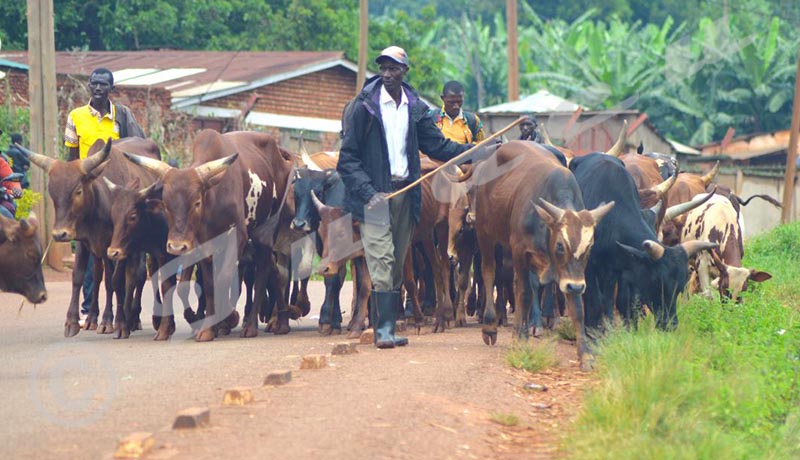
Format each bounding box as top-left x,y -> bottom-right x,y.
716,172 -> 798,238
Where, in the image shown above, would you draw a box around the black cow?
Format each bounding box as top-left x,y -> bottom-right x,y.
570,153 -> 715,331
291,167 -> 350,334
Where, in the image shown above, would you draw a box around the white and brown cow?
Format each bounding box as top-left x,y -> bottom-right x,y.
680,193 -> 771,301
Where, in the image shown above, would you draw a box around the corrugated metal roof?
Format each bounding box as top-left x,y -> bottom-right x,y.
0,50 -> 351,107
699,130 -> 798,160
480,90 -> 587,113
0,58 -> 28,70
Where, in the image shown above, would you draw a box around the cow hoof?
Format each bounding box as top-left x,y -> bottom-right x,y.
153,329 -> 171,341
319,324 -> 332,335
96,322 -> 113,334
288,305 -> 303,320
217,322 -> 232,336
114,327 -> 131,339
84,319 -> 98,331
241,324 -> 258,338
579,354 -> 595,372
225,310 -> 240,329
273,323 -> 290,335
195,329 -> 215,342
331,328 -> 342,335
152,315 -> 162,330
455,318 -> 467,328
134,320 -> 142,331
64,322 -> 80,337
482,329 -> 497,346
347,329 -> 362,339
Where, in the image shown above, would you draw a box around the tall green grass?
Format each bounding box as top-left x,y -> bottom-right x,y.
566,222 -> 800,460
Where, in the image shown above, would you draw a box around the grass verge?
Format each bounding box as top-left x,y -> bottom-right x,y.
566,221 -> 800,460
490,412 -> 520,427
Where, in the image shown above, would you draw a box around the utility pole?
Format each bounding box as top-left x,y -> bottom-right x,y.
506,0 -> 519,102
357,0 -> 368,97
781,45 -> 800,223
27,0 -> 59,267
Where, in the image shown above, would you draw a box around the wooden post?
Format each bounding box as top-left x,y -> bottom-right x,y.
506,0 -> 519,102
27,0 -> 62,269
356,0 -> 368,97
781,45 -> 800,223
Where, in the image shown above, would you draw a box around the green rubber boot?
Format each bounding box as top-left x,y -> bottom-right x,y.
371,290 -> 408,349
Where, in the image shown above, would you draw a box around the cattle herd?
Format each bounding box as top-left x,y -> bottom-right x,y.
2,123 -> 780,370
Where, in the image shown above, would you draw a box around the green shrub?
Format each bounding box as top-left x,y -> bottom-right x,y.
490,412 -> 520,427
555,318 -> 577,341
506,339 -> 558,373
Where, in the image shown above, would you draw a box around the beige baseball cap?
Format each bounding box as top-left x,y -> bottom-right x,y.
375,46 -> 409,67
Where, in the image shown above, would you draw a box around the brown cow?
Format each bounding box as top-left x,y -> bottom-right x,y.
661,162 -> 719,245
0,213 -> 47,304
459,141 -> 614,368
125,130 -> 294,341
24,138 -> 161,337
301,151 -> 339,170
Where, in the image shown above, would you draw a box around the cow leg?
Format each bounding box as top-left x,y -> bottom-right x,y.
65,243 -> 91,337
131,253 -> 147,332
401,249 -> 424,329
433,225 -> 454,333
697,253 -> 713,298
114,258 -> 138,339
94,257 -> 114,333
567,292 -> 594,371
153,254 -> 177,341
347,257 -> 371,338
541,283 -> 557,330
243,247 -> 268,338
473,252 -> 486,321
266,252 -> 291,335
177,264 -> 200,326
454,246 -> 474,327
479,244 -> 498,346
240,258 -> 257,337
297,278 -> 311,317
195,259 -> 216,342
617,280 -> 637,329
416,244 -> 436,316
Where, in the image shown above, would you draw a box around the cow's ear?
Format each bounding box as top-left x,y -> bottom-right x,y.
83,159 -> 110,181
204,170 -> 227,189
616,242 -> 647,262
749,271 -> 772,282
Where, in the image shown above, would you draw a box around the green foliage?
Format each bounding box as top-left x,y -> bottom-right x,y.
566,222 -> 800,460
555,318 -> 577,341
506,339 -> 558,373
14,189 -> 42,220
0,83 -> 30,151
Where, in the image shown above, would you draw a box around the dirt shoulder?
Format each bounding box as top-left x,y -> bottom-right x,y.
138,325 -> 592,460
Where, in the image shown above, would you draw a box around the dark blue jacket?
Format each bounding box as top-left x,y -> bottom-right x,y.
337,76 -> 471,222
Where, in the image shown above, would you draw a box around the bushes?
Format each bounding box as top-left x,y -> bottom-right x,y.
13,189 -> 42,220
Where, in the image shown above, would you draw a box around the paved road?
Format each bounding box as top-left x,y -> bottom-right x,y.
0,278 -> 584,460
0,279 -> 364,460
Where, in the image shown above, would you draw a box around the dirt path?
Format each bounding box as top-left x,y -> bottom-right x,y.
138,324 -> 592,460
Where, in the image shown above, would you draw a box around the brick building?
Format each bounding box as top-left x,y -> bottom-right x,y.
1,50 -> 366,156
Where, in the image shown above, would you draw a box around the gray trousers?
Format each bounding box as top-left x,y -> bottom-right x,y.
360,193 -> 416,292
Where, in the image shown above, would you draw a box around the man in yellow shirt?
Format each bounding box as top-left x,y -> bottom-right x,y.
64,67 -> 144,160
431,80 -> 485,144
63,67 -> 145,315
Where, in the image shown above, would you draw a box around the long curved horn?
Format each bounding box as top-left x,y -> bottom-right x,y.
605,120 -> 628,157
102,176 -> 120,192
650,172 -> 677,198
537,198 -> 566,222
642,239 -> 665,260
124,152 -> 172,178
79,137 -> 113,174
310,190 -> 325,212
663,186 -> 717,222
700,161 -> 719,186
15,143 -> 54,172
195,153 -> 239,183
589,201 -> 615,224
302,152 -> 323,172
136,181 -> 160,200
681,240 -> 717,257
539,124 -> 554,146
650,199 -> 663,217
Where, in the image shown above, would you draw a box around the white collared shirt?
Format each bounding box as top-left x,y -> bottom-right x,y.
443,109 -> 464,126
379,85 -> 409,179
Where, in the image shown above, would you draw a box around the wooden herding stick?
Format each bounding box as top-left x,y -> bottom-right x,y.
385,116 -> 527,200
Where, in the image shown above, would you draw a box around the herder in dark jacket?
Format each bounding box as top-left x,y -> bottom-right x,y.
337,46 -> 473,349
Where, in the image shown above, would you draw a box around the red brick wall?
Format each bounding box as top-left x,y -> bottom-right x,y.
205,66 -> 355,120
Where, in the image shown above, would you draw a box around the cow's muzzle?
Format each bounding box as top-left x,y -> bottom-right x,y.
26,290 -> 47,304
291,219 -> 310,232
560,280 -> 586,295
51,228 -> 75,242
107,247 -> 126,260
167,240 -> 192,255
